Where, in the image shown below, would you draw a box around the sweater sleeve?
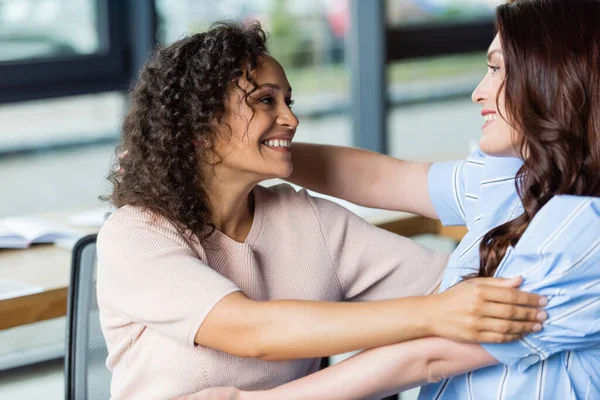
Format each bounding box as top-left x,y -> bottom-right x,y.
96,208 -> 241,347
307,193 -> 448,301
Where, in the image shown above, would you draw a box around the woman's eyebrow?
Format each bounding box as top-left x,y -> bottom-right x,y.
256,83 -> 292,92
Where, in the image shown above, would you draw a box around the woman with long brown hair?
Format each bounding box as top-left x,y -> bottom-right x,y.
183,0 -> 600,399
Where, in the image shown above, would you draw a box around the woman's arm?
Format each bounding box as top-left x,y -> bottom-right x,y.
196,276 -> 544,361
247,338 -> 496,400
287,143 -> 437,218
173,339 -> 496,400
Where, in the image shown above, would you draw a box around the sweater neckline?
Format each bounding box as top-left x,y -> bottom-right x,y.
204,186 -> 265,253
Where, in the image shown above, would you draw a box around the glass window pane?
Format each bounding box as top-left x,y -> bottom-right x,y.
155,0 -> 353,147
387,52 -> 486,161
0,93 -> 125,217
387,0 -> 504,27
386,1 -> 501,160
0,0 -> 102,63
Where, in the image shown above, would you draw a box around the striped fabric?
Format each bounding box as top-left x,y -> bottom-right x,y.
419,151 -> 600,400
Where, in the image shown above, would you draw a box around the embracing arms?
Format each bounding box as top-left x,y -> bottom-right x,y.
97,204 -> 544,364
196,277 -> 543,361
288,143 -> 437,218
173,339 -> 496,400
247,339 -> 495,400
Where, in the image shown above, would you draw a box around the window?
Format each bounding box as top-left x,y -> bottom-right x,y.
385,0 -> 504,160
385,0 -> 503,60
387,0 -> 501,27
0,0 -> 102,63
155,0 -> 353,147
0,0 -> 128,103
0,92 -> 125,217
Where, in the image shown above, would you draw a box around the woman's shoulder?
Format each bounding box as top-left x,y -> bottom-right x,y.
99,205 -> 188,247
255,183 -> 313,207
255,183 -> 361,225
532,195 -> 600,226
543,194 -> 600,210
516,195 -> 600,251
102,205 -> 172,230
256,183 -> 349,212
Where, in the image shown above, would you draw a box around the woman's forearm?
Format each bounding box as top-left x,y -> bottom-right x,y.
287,143 -> 436,218
252,296 -> 431,361
251,278 -> 543,361
198,280 -> 544,361
246,339 -> 498,400
288,143 -> 382,201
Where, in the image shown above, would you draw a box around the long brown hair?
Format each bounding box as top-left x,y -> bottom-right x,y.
478,0 -> 600,277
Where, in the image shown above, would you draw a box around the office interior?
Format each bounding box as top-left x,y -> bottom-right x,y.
0,1 -> 501,399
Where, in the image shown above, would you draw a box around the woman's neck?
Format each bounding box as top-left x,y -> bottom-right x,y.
207,177 -> 257,243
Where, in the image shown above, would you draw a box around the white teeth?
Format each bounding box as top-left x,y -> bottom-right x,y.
484,114 -> 497,123
263,139 -> 292,148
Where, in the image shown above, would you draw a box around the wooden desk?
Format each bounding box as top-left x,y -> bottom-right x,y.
0,210 -> 466,331
0,208 -> 99,331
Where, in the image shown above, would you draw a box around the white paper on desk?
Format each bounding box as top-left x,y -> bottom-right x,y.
0,280 -> 43,301
0,217 -> 79,248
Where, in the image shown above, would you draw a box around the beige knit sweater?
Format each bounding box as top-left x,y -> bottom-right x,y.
96,184 -> 447,399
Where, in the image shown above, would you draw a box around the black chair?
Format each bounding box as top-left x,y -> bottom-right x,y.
65,234 -> 112,400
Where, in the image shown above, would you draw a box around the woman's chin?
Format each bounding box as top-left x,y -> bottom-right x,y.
255,164 -> 293,182
276,165 -> 294,180
479,137 -> 516,158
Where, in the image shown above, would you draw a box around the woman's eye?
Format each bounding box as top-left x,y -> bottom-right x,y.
286,99 -> 295,109
487,64 -> 500,74
260,96 -> 274,105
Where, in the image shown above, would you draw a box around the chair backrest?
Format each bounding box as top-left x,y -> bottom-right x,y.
65,234 -> 112,400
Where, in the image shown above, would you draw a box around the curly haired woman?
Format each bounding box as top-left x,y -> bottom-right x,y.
183,0 -> 600,399
96,21 -> 544,400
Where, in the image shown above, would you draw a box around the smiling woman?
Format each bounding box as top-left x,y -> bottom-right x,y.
211,56 -> 299,187
471,38 -> 517,158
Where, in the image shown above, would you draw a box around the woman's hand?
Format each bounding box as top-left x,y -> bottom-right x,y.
172,387 -> 242,400
426,276 -> 547,343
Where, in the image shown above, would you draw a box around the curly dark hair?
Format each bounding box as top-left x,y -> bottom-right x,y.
103,21 -> 269,240
476,0 -> 600,277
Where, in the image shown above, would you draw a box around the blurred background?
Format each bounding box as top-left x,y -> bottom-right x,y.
0,0 -> 502,217
0,0 -> 502,398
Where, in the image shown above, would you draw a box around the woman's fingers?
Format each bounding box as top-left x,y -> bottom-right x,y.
477,317 -> 542,336
431,279 -> 548,343
468,282 -> 547,307
480,301 -> 547,322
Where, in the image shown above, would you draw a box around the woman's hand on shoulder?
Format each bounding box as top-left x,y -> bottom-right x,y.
426,276 -> 548,343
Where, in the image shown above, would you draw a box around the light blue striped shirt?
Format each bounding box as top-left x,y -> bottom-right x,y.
418,150 -> 600,400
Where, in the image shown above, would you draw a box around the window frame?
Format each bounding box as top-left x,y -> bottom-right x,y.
349,1 -> 496,154
0,0 -> 130,104
385,20 -> 496,62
